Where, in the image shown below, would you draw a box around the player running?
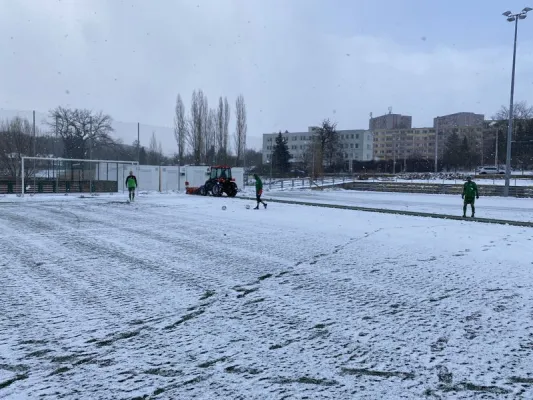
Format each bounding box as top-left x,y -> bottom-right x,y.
253,174 -> 267,210
462,176 -> 479,218
126,171 -> 138,202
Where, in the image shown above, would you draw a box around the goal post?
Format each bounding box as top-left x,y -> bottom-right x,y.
20,157 -> 138,197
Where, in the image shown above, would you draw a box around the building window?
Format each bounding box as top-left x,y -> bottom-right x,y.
350,143 -> 354,148
356,144 -> 359,149
356,134 -> 359,139
351,134 -> 354,139
367,144 -> 371,150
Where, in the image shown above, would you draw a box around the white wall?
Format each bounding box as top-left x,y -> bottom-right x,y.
99,163 -> 245,193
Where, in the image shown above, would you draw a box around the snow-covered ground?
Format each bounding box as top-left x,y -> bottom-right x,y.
1,192 -> 533,399
262,189 -> 533,223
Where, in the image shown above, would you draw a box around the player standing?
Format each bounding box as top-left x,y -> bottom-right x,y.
462,176 -> 479,218
253,174 -> 267,210
126,171 -> 138,202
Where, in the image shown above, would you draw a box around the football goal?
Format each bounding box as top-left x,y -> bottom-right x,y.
20,157 -> 138,197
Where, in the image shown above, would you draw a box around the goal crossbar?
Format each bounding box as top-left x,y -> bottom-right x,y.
21,157 -> 139,197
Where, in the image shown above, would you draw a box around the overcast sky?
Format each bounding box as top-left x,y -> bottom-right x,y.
2,0 -> 533,154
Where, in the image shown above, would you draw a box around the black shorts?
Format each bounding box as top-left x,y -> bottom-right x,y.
128,187 -> 136,192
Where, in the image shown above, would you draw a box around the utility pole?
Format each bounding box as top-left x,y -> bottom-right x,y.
89,119 -> 93,194
434,116 -> 439,173
495,128 -> 499,167
137,122 -> 140,163
502,7 -> 532,196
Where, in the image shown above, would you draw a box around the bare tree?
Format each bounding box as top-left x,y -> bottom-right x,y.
0,117 -> 36,177
216,97 -> 224,160
493,101 -> 533,121
223,97 -> 230,161
188,90 -> 209,165
173,94 -> 187,163
234,94 -> 247,167
312,119 -> 340,171
48,107 -> 114,159
206,109 -> 217,164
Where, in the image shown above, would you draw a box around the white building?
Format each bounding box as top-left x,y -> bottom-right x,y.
262,127 -> 373,165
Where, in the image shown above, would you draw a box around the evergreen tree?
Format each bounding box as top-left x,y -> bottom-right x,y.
271,131 -> 292,175
460,136 -> 470,167
443,131 -> 461,171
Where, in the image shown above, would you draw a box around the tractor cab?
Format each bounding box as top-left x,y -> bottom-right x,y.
210,166 -> 233,181
201,165 -> 238,197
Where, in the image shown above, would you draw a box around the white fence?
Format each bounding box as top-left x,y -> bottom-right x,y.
109,164 -> 245,193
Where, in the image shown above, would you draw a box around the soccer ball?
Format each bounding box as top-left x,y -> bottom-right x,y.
245,205 -> 250,209
222,206 -> 227,210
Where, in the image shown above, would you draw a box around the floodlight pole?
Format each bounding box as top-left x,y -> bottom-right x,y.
21,157 -> 25,197
434,117 -> 439,173
502,8 -> 531,196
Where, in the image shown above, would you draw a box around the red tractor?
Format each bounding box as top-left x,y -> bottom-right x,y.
199,166 -> 238,197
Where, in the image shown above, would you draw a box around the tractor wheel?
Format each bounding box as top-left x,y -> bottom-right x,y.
227,183 -> 238,197
200,186 -> 207,196
212,184 -> 222,197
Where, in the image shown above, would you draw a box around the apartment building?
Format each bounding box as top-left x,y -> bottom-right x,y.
369,113 -> 412,130
434,112 -> 484,129
373,124 -> 497,165
373,128 -> 436,162
262,127 -> 373,166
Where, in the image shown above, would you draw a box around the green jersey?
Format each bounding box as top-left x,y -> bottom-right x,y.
255,177 -> 263,192
126,175 -> 137,189
463,181 -> 478,200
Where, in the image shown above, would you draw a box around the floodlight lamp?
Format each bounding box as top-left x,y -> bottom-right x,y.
523,7 -> 532,12
503,10 -> 512,16
519,14 -> 527,19
507,16 -> 516,22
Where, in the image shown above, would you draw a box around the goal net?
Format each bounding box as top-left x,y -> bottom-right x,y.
17,157 -> 138,197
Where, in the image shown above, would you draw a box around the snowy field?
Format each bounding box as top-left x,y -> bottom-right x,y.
1,192 -> 533,399
262,189 -> 533,223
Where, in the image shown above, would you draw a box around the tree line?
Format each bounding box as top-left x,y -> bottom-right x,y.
0,91 -> 252,178
173,90 -> 247,167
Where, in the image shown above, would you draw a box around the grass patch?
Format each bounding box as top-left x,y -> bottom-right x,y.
19,339 -> 47,345
269,339 -> 296,350
237,288 -> 259,298
225,365 -> 261,375
429,295 -> 451,302
164,310 -> 205,330
200,290 -> 216,300
145,368 -> 182,377
0,374 -> 28,389
341,367 -> 415,380
0,364 -> 29,372
198,357 -> 227,368
510,376 -> 533,384
26,349 -> 52,358
49,366 -> 70,375
244,298 -> 265,305
441,382 -> 510,394
96,331 -> 141,347
273,376 -> 338,386
51,354 -> 83,363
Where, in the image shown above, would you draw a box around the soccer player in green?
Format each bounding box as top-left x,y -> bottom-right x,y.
125,171 -> 138,202
462,176 -> 479,218
253,174 -> 267,209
